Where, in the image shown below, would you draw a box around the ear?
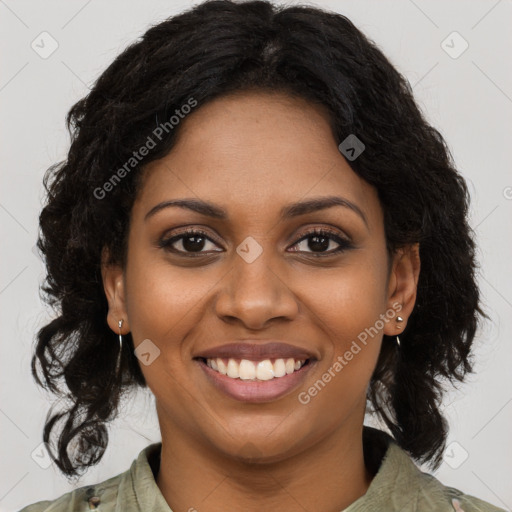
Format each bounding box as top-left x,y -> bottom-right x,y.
101,247 -> 130,335
383,243 -> 420,336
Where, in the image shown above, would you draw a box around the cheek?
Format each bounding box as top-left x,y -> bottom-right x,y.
301,257 -> 387,393
125,256 -> 210,346
123,259 -> 210,407
307,256 -> 388,341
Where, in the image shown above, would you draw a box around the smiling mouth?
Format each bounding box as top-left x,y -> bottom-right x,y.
195,357 -> 312,381
194,355 -> 317,403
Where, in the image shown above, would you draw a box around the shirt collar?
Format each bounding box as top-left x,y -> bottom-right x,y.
341,426 -> 435,511
125,426 -> 429,512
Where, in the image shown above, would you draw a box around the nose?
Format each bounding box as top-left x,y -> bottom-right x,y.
214,248 -> 299,330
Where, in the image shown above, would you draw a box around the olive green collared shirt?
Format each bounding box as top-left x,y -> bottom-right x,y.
19,427 -> 507,512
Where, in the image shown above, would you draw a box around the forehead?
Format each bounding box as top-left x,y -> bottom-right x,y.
134,91 -> 381,227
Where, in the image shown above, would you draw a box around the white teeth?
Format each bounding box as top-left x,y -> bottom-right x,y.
205,357 -> 307,380
239,359 -> 256,380
256,359 -> 274,381
227,359 -> 239,378
217,359 -> 227,375
273,358 -> 286,377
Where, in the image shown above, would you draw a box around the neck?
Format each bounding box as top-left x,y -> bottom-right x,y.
155,420 -> 373,512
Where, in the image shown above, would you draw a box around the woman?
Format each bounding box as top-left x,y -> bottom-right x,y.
20,0 -> 506,510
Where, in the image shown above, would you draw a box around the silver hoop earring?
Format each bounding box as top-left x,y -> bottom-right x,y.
396,335 -> 401,347
116,319 -> 124,377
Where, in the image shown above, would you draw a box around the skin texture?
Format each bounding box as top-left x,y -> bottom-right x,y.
102,91 -> 420,512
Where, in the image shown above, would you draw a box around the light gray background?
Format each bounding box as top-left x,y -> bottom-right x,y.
1,1 -> 511,511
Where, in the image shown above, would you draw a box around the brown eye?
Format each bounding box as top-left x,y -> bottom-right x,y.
159,229 -> 222,256
289,228 -> 353,257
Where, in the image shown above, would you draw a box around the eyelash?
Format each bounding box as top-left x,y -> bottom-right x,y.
158,227 -> 353,258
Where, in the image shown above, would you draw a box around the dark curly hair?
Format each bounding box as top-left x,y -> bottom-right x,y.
31,0 -> 486,482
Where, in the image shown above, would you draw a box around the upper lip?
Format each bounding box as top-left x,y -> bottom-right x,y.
193,342 -> 318,361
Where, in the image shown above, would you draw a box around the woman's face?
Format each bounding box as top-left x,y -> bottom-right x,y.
103,91 -> 419,462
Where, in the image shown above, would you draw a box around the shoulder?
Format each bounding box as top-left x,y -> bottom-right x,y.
362,427 -> 507,512
414,472 -> 508,511
386,442 -> 507,512
435,481 -> 508,512
17,469 -> 126,512
17,442 -> 162,512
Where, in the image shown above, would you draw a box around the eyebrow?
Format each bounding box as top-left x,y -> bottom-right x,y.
144,195 -> 368,227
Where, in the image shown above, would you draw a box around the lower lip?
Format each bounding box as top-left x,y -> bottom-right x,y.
195,359 -> 316,403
